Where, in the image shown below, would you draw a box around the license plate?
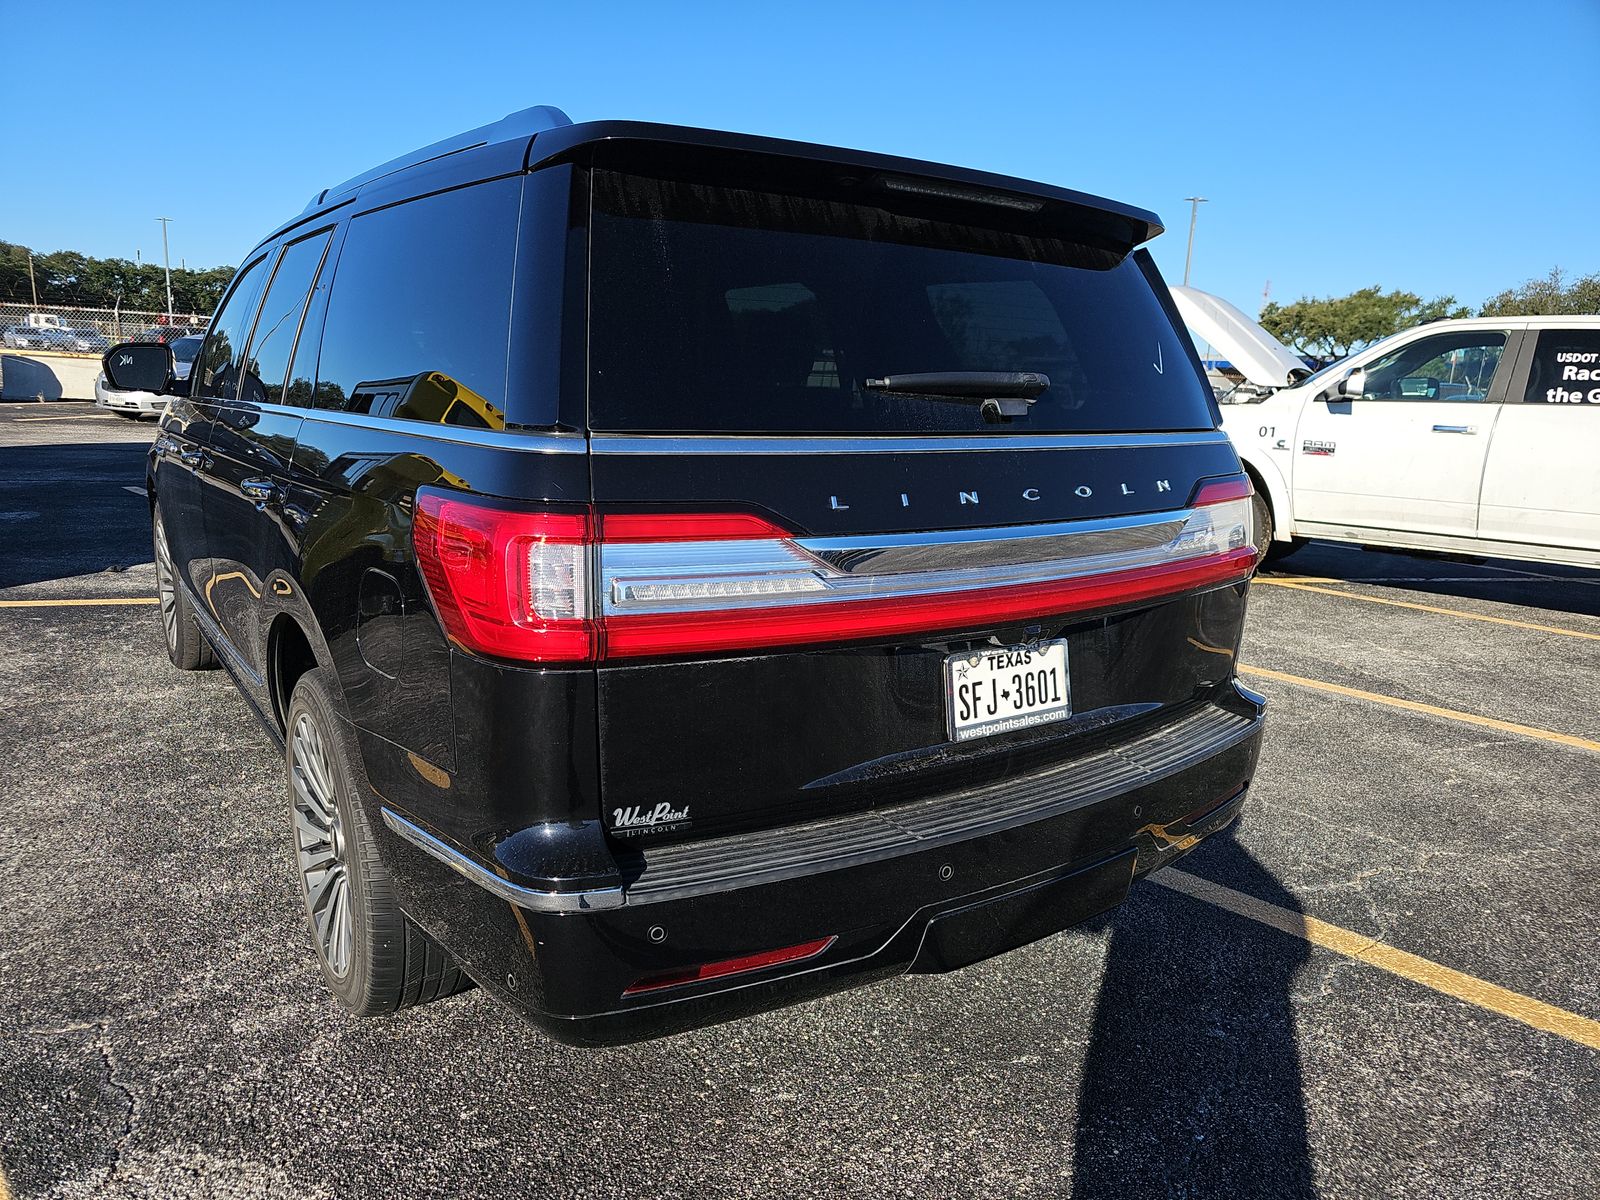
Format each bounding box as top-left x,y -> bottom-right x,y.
944,640 -> 1072,742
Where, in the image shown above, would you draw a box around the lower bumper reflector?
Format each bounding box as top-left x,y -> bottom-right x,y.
622,935 -> 837,996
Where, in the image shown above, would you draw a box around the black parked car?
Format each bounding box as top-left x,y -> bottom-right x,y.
101,106 -> 1264,1044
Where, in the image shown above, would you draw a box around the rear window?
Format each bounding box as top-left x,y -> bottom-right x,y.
313,178 -> 519,428
586,170 -> 1213,434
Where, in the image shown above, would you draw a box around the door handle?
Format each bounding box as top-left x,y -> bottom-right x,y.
240,477 -> 283,508
178,447 -> 210,467
1431,424 -> 1477,434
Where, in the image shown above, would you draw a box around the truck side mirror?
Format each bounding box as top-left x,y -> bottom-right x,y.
1336,368 -> 1366,400
102,342 -> 174,393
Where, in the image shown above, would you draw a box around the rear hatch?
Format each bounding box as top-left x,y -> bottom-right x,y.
576,142 -> 1254,844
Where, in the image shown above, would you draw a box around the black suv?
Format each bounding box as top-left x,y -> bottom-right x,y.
103,106 -> 1265,1044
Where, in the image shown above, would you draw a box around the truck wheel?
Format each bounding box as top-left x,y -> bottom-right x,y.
1250,491 -> 1306,566
1250,490 -> 1275,566
285,668 -> 473,1015
153,509 -> 215,670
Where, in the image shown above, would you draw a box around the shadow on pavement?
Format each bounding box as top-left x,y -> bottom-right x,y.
1071,834 -> 1314,1199
1264,540 -> 1600,619
0,441 -> 153,587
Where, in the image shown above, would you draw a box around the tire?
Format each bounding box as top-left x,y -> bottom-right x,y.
1249,489 -> 1306,566
152,508 -> 216,670
285,667 -> 473,1015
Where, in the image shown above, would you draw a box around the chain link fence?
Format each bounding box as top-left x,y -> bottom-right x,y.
0,301 -> 209,356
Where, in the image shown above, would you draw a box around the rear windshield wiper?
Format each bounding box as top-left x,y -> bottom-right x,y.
862,371 -> 1050,422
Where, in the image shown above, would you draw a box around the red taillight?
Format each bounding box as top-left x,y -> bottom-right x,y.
622,936 -> 836,996
1191,475 -> 1253,506
412,486 -> 1256,664
601,552 -> 1254,658
413,492 -> 595,662
599,511 -> 793,542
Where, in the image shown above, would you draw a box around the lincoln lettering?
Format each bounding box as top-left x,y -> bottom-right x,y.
829,480 -> 1174,511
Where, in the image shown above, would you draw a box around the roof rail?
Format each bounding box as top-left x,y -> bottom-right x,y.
300,104 -> 572,214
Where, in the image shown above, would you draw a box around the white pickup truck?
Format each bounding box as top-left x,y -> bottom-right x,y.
1178,294 -> 1600,571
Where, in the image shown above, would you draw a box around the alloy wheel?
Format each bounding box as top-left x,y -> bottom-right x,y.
153,514 -> 179,651
290,710 -> 353,979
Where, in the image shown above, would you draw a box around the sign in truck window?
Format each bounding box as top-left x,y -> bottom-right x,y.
1524,331 -> 1600,405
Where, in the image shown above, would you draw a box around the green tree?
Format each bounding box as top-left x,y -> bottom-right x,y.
0,237 -> 234,313
1480,268 -> 1600,316
1259,286 -> 1471,360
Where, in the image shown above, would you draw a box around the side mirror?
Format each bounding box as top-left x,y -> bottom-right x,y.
102,341 -> 174,393
1336,368 -> 1366,400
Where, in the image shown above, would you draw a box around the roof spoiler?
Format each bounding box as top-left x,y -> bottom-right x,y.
526,120 -> 1164,253
300,104 -> 572,215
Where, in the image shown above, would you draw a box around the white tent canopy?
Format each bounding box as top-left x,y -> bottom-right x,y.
1170,286 -> 1307,389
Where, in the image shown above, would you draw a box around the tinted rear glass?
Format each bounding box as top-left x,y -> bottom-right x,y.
313,178 -> 519,428
586,170 -> 1213,434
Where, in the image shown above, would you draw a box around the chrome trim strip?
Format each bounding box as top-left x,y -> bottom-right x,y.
381,809 -> 626,912
599,499 -> 1254,616
243,400 -> 587,453
796,510 -> 1187,575
588,431 -> 1231,455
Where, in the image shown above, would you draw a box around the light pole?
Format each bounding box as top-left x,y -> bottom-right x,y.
1182,196 -> 1207,286
156,217 -> 174,318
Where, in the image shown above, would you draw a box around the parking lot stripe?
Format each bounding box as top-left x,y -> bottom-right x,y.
0,597 -> 156,608
1239,664 -> 1600,754
1255,578 -> 1600,640
1156,869 -> 1600,1051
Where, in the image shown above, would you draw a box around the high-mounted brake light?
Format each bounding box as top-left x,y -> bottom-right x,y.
622,936 -> 836,996
413,483 -> 1257,665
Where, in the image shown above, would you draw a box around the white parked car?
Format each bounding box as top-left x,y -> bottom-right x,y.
1196,307 -> 1600,570
94,334 -> 203,419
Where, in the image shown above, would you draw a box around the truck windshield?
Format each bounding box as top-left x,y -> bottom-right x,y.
585,169 -> 1215,435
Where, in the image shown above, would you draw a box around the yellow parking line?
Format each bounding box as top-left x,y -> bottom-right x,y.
1256,578 -> 1600,641
0,597 -> 157,608
1155,869 -> 1600,1051
1239,663 -> 1600,754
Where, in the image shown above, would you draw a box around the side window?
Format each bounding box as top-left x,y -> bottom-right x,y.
193,254 -> 270,400
1359,330 -> 1508,402
313,178 -> 519,429
282,228 -> 342,408
1522,329 -> 1600,406
238,229 -> 333,406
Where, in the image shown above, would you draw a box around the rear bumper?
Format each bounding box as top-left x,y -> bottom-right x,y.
378,681 -> 1264,1044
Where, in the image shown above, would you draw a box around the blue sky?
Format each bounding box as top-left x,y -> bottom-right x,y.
6,0 -> 1597,316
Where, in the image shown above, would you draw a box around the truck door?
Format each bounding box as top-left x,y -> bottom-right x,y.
204,228 -> 335,682
154,251 -> 270,606
1478,327 -> 1600,555
1292,328 -> 1514,538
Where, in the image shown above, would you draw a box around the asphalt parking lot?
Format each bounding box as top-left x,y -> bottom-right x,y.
1,400 -> 1596,1199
